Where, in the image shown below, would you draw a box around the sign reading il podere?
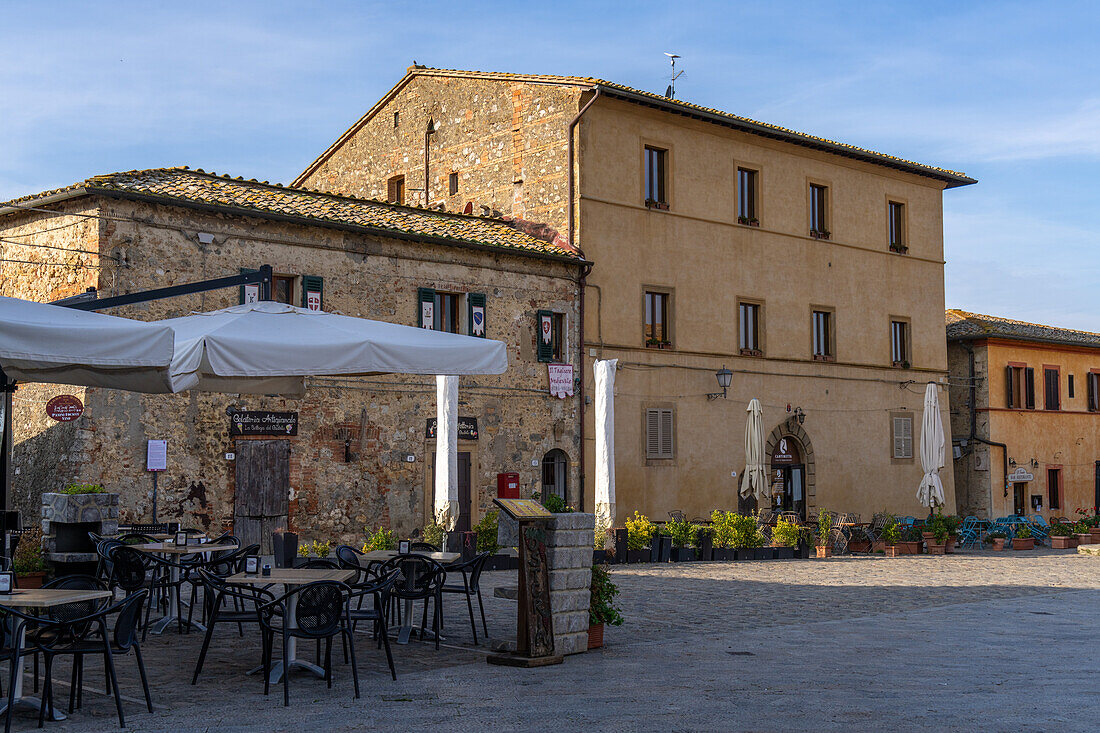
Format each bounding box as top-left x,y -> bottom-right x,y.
229,411 -> 299,437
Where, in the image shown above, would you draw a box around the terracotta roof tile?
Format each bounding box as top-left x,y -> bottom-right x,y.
1,168 -> 584,262
946,309 -> 1100,348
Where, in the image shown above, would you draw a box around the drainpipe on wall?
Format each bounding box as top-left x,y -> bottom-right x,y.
962,341 -> 1009,516
567,89 -> 599,513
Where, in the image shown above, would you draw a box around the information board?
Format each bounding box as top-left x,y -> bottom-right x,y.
494,498 -> 552,521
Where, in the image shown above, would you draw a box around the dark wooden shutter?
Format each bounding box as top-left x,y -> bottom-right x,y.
536,309 -> 554,362
301,275 -> 324,311
1088,373 -> 1098,411
1006,366 -> 1015,408
239,267 -> 259,304
417,287 -> 436,329
1025,368 -> 1036,409
467,292 -> 486,337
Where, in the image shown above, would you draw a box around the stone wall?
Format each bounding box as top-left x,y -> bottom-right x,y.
298,73 -> 581,235
2,195 -> 583,545
546,512 -> 595,656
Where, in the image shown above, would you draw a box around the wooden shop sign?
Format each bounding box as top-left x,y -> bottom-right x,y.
229,411 -> 298,437
424,416 -> 479,441
45,395 -> 84,422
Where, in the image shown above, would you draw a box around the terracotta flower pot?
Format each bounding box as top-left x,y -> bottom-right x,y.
1089,528 -> 1100,543
898,540 -> 921,555
587,623 -> 604,650
1075,533 -> 1092,546
1052,536 -> 1077,549
990,538 -> 1006,551
848,540 -> 871,553
928,543 -> 946,556
872,540 -> 886,552
17,572 -> 46,589
815,545 -> 832,558
884,545 -> 901,557
946,535 -> 957,554
1012,538 -> 1035,550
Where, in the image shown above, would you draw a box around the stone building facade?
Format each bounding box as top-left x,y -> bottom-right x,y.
947,310 -> 1100,519
296,66 -> 975,523
0,168 -> 586,545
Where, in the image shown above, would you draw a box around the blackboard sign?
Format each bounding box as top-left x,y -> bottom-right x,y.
229,411 -> 298,437
425,416 -> 478,440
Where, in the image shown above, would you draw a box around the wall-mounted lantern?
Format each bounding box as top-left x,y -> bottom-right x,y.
706,366 -> 733,400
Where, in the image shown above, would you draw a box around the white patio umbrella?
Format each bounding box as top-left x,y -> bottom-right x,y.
160,301 -> 508,395
916,382 -> 946,509
593,359 -> 618,531
0,295 -> 175,392
740,398 -> 768,502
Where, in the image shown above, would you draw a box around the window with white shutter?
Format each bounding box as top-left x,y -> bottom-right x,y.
892,415 -> 913,459
645,408 -> 674,460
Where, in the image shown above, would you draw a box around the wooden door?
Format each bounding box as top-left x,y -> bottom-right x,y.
234,440 -> 290,553
457,452 -> 471,533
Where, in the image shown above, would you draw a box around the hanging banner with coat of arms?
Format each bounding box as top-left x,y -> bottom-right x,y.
471,303 -> 485,336
540,312 -> 553,346
420,300 -> 434,329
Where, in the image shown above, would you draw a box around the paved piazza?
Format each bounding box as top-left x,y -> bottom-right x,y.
30,550 -> 1100,731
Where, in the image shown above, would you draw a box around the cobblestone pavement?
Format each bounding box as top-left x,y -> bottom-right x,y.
19,549 -> 1100,731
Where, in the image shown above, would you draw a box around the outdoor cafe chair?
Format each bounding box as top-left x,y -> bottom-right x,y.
439,551 -> 490,644
2,590 -> 151,729
410,542 -> 440,553
378,556 -> 446,650
25,575 -> 110,706
191,569 -> 274,686
343,570 -> 399,680
258,581 -> 359,706
185,543 -> 260,629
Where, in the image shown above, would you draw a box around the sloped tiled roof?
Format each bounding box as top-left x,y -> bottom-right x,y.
946,309 -> 1100,349
0,168 -> 584,262
294,66 -> 975,189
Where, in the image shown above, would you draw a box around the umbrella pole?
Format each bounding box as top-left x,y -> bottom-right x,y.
0,370 -> 13,513
151,471 -> 158,524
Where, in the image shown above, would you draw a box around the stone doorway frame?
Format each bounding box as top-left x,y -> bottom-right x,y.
764,417 -> 816,513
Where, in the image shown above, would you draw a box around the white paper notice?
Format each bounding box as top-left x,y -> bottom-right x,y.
147,440 -> 167,472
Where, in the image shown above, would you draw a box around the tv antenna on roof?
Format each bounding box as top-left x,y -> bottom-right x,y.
664,52 -> 683,99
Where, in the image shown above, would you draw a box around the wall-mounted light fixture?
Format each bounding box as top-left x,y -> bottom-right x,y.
1009,457 -> 1016,467
794,407 -> 806,425
706,366 -> 733,400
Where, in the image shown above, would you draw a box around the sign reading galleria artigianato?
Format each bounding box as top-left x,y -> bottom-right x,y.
229,411 -> 298,437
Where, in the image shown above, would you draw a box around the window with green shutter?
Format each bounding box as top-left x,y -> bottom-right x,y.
417,287 -> 436,329
301,275 -> 323,311
536,310 -> 554,362
468,293 -> 486,337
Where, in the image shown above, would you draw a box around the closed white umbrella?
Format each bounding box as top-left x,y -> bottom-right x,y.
434,375 -> 459,529
917,382 -> 946,509
0,295 -> 175,392
160,301 -> 508,395
740,398 -> 767,502
593,359 -> 618,529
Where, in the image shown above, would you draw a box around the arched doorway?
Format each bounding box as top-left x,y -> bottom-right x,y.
769,436 -> 805,520
541,449 -> 569,502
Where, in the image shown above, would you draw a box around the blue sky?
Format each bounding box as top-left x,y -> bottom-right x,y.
1,1 -> 1096,329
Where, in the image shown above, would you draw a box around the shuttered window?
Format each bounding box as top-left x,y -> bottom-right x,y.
536,310 -> 555,363
387,175 -> 405,204
1044,368 -> 1060,410
645,408 -> 674,460
1006,365 -> 1036,409
301,275 -> 323,311
1088,372 -> 1100,412
467,292 -> 486,337
892,416 -> 913,459
890,320 -> 909,365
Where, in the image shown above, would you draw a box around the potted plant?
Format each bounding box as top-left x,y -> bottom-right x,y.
13,526 -> 47,588
943,514 -> 961,553
1012,524 -> 1035,550
927,525 -> 948,556
710,511 -> 737,561
772,518 -> 800,560
815,509 -> 833,558
362,526 -> 397,552
664,518 -> 698,562
588,564 -> 623,650
882,521 -> 902,557
624,511 -> 656,563
593,520 -> 610,564
985,531 -> 1007,551
1073,520 -> 1092,546
897,525 -> 922,555
1050,522 -> 1076,549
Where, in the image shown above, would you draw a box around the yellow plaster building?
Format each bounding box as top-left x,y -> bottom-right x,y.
947,310 -> 1100,520
296,67 -> 975,523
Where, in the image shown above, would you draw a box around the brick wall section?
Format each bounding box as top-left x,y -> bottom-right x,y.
1,196 -> 583,544
298,75 -> 582,235
546,511 -> 595,656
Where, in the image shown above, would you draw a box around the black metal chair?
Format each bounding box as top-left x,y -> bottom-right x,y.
378,556 -> 446,650
191,569 -> 274,685
344,571 -> 398,680
410,542 -> 440,553
258,582 -> 358,706
31,575 -> 110,712
298,558 -> 338,569
440,551 -> 491,643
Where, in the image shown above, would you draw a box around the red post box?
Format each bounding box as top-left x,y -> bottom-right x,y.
497,472 -> 520,499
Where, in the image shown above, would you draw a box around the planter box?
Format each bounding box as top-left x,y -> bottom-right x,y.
928,543 -> 947,556
1090,528 -> 1100,543
946,536 -> 957,554
754,548 -> 776,560
712,548 -> 736,561
587,623 -> 604,650
487,553 -> 519,571
1012,538 -> 1035,550
897,541 -> 921,555
848,540 -> 871,553
773,546 -> 796,560
627,549 -> 652,564
815,545 -> 832,558
1051,536 -> 1077,549
884,545 -> 901,557
990,538 -> 1006,551
670,547 -> 695,562
872,540 -> 886,553
17,572 -> 45,589
1075,533 -> 1092,546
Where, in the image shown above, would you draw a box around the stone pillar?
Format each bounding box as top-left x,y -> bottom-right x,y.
546,512 -> 594,655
